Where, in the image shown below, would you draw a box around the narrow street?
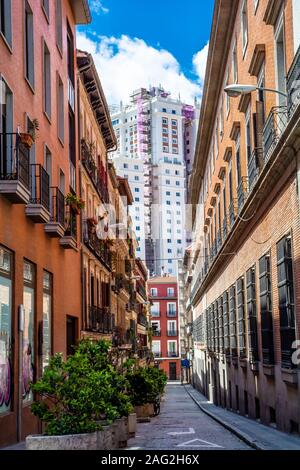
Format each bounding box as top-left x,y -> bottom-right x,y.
127,385 -> 251,450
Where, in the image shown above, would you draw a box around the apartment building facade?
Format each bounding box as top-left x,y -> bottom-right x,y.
149,276 -> 180,380
0,0 -> 91,447
110,88 -> 199,277
77,50 -> 117,342
188,0 -> 300,434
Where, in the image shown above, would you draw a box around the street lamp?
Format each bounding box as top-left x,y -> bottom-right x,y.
224,83 -> 287,98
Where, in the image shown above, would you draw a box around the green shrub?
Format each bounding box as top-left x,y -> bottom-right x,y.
31,340 -> 132,436
126,366 -> 167,406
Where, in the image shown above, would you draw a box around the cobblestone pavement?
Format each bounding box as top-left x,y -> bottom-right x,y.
127,384 -> 251,450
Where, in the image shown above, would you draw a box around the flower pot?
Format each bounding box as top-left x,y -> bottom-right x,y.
128,413 -> 137,438
97,425 -> 113,450
19,133 -> 34,149
135,403 -> 154,418
114,417 -> 127,448
26,432 -> 98,450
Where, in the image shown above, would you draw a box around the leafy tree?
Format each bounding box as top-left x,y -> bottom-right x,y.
31,340 -> 132,436
126,366 -> 167,406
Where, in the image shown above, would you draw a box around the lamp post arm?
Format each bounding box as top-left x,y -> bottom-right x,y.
257,86 -> 288,98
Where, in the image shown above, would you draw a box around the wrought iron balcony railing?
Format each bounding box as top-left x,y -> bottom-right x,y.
83,221 -> 112,269
263,106 -> 288,163
287,44 -> 300,117
222,217 -> 228,240
237,177 -> 248,214
138,313 -> 148,327
49,187 -> 65,226
0,132 -> 30,189
29,164 -> 50,210
248,148 -> 261,191
152,330 -> 161,337
86,306 -> 115,334
81,139 -> 109,204
229,200 -> 236,229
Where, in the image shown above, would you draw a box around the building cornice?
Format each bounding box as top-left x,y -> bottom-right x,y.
189,0 -> 239,222
77,50 -> 117,151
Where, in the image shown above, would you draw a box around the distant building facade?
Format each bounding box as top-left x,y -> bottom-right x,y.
110,88 -> 199,276
148,276 -> 180,380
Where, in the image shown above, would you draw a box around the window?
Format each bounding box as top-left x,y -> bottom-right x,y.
57,74 -> 64,142
152,341 -> 161,357
134,176 -> 139,181
135,197 -> 140,202
134,165 -> 139,170
259,254 -> 274,365
162,118 -> 168,125
277,235 -> 296,369
229,285 -> 237,357
176,181 -> 180,186
168,341 -> 177,356
232,41 -> 238,83
42,271 -> 52,370
43,41 -> 51,118
237,277 -> 246,358
167,302 -> 177,317
0,0 -> 12,47
42,0 -> 50,20
0,246 -> 13,414
167,287 -> 175,297
223,292 -> 230,354
123,163 -> 128,169
23,260 -> 35,403
257,64 -> 266,123
167,320 -> 177,336
25,1 -> 34,88
150,287 -> 158,297
162,108 -> 167,113
166,191 -> 171,196
134,188 -> 139,193
172,110 -> 176,115
241,0 -> 248,54
44,146 -> 52,184
176,192 -> 180,197
246,266 -> 259,362
151,302 -> 160,317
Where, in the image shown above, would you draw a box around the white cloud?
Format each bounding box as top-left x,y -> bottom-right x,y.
77,33 -> 208,105
90,1 -> 109,15
192,42 -> 209,84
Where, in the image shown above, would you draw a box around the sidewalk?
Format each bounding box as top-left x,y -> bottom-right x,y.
185,384 -> 300,450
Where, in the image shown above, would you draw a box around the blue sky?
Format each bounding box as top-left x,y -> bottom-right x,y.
77,0 -> 214,104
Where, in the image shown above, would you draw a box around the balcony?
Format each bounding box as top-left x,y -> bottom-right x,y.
167,330 -> 178,337
287,43 -> 300,117
138,313 -> 148,328
152,330 -> 161,337
0,132 -> 30,203
263,106 -> 288,163
85,306 -> 115,334
137,282 -> 147,301
229,200 -> 236,228
167,352 -> 178,358
60,206 -> 77,249
45,187 -> 65,237
217,230 -> 222,252
223,217 -> 228,240
83,221 -> 112,269
125,259 -> 132,276
153,352 -> 161,358
151,310 -> 160,318
81,139 -> 109,203
25,164 -> 50,223
237,177 -> 248,214
248,148 -> 261,191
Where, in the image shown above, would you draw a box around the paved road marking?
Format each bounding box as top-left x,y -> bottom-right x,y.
177,438 -> 224,448
168,428 -> 195,436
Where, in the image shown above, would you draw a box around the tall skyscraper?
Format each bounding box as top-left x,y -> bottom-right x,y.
110,87 -> 199,276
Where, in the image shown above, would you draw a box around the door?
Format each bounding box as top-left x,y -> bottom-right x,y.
169,362 -> 177,381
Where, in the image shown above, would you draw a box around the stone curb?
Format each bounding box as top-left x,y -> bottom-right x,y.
184,385 -> 265,451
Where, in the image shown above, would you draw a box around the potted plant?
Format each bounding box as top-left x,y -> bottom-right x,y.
27,339 -> 133,450
20,119 -> 39,148
66,193 -> 85,214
